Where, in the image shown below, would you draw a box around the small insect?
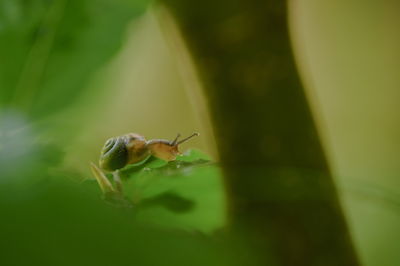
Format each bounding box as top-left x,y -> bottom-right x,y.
99,132 -> 199,172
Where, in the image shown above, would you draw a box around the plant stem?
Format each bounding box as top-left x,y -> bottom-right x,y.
159,0 -> 360,265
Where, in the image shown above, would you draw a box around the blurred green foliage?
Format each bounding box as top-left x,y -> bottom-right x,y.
0,0 -> 148,116
0,0 -> 153,217
0,168 -> 250,266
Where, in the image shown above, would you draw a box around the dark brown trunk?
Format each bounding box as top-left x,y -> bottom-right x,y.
160,1 -> 361,265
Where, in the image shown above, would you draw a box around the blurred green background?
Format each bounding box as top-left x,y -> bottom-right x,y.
0,0 -> 399,265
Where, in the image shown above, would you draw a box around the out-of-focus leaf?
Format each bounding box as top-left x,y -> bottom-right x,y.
0,0 -> 149,117
0,175 -> 252,266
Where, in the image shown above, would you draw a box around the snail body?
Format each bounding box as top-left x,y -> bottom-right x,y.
99,132 -> 199,172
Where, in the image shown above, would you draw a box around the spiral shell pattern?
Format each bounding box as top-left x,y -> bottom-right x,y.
99,136 -> 128,171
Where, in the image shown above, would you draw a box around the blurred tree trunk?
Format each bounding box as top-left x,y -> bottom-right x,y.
160,0 -> 360,265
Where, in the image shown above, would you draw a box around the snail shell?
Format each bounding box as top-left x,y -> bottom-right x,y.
99,133 -> 150,172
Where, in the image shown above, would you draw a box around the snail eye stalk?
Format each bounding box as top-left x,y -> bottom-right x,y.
176,132 -> 199,145
171,133 -> 181,146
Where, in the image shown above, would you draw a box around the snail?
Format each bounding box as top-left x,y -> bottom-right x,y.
90,132 -> 198,201
99,132 -> 199,172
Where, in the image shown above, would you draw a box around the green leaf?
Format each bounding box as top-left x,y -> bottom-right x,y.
0,176 -> 248,266
120,149 -> 226,233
